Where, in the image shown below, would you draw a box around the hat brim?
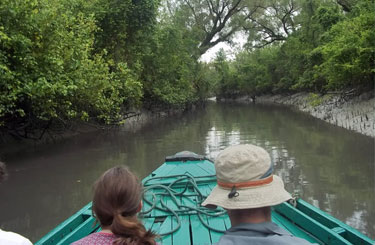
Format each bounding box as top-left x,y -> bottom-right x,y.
202,175 -> 292,209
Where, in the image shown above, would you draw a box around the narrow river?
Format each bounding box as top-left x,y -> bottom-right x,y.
0,102 -> 374,242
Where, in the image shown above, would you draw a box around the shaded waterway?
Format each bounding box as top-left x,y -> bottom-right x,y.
0,102 -> 374,242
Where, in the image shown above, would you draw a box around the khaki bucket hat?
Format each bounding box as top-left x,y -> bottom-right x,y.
202,144 -> 292,209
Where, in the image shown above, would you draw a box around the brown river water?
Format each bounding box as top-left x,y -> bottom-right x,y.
0,102 -> 374,242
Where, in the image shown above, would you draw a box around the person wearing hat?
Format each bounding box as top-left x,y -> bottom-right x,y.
202,144 -> 312,244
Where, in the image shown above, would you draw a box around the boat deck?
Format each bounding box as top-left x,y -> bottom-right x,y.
141,159 -> 228,245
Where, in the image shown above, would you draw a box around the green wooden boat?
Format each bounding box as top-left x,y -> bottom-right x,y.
36,151 -> 374,245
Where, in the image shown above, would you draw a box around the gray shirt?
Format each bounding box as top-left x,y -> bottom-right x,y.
217,222 -> 313,245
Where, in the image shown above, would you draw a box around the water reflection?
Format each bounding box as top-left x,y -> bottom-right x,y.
202,102 -> 374,238
0,102 -> 374,241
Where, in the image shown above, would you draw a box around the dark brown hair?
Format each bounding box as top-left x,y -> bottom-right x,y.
93,166 -> 156,245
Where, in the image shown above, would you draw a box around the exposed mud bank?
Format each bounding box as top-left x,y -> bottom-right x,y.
255,91 -> 374,137
0,105 -> 194,150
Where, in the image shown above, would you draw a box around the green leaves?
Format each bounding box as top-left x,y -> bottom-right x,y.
318,6 -> 375,89
0,0 -> 151,130
211,0 -> 374,98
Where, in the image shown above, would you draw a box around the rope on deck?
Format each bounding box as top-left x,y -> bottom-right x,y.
140,174 -> 227,236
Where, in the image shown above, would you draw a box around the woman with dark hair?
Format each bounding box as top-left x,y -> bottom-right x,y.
72,166 -> 157,245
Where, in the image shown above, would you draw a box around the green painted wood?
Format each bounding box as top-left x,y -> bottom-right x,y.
199,184 -> 214,197
189,181 -> 214,245
177,162 -> 212,177
56,215 -> 98,245
35,203 -> 93,245
164,163 -> 203,177
223,216 -> 231,230
193,160 -> 215,175
141,195 -> 153,214
296,199 -> 374,245
275,202 -> 352,245
152,222 -> 162,234
206,215 -> 227,243
190,214 -> 212,245
332,227 -> 346,235
203,180 -> 229,244
143,218 -> 155,230
271,209 -> 321,244
161,196 -> 177,244
172,215 -> 191,245
151,163 -> 177,177
143,163 -> 178,185
180,194 -> 197,208
159,216 -> 173,245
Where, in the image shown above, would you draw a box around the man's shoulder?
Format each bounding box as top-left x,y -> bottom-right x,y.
218,234 -> 312,245
217,222 -> 312,245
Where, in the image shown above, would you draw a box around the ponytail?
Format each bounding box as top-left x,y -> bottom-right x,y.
111,213 -> 156,245
92,166 -> 157,245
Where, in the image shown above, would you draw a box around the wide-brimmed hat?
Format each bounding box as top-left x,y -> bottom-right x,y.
202,144 -> 291,209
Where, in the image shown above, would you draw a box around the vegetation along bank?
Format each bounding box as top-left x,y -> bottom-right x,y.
1,0 -> 374,141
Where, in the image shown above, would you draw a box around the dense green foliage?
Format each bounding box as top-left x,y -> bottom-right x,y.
0,0 -> 373,138
0,0 -> 148,137
0,0 -> 211,138
214,0 -> 374,99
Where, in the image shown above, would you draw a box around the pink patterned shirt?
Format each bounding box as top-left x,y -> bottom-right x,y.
71,232 -> 117,245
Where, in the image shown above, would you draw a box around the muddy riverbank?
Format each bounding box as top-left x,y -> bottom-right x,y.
254,91 -> 374,137
0,104 -> 197,148
222,91 -> 375,137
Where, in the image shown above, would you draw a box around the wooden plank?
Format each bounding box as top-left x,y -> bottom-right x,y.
271,210 -> 321,244
165,164 -> 203,178
143,163 -> 178,183
223,215 -> 231,230
57,215 -> 98,245
152,163 -> 178,176
199,184 -> 214,197
152,222 -> 162,234
179,161 -> 214,176
159,195 -> 176,245
172,215 -> 191,245
142,194 -> 153,214
190,214 -> 212,245
143,218 -> 155,230
159,216 -> 173,245
194,160 -> 216,175
143,161 -> 215,187
206,215 -> 227,244
165,190 -> 180,212
296,199 -> 374,245
274,202 -> 352,245
181,194 -> 197,208
35,203 -> 93,245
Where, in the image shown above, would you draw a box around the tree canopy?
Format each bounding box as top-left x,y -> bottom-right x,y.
0,0 -> 373,139
212,0 -> 374,99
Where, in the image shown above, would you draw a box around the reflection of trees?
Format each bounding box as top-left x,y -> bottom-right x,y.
202,102 -> 374,238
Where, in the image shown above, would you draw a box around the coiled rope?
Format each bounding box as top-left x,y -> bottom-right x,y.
140,174 -> 227,236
